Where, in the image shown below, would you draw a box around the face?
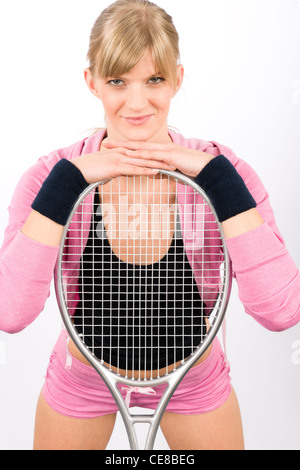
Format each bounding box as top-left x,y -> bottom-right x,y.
84,49 -> 184,143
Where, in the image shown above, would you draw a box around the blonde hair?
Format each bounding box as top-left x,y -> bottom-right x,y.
87,0 -> 180,91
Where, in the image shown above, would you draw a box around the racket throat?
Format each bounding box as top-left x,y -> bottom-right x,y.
123,408 -> 163,451
112,379 -> 178,450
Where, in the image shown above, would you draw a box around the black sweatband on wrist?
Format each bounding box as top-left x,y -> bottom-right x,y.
195,155 -> 257,223
31,158 -> 89,225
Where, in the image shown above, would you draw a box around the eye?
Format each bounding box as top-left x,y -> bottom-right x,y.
107,79 -> 124,86
149,77 -> 165,84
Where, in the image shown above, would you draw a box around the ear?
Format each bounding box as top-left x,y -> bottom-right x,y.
84,68 -> 102,100
172,64 -> 184,98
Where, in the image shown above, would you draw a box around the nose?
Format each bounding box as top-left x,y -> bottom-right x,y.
126,84 -> 148,111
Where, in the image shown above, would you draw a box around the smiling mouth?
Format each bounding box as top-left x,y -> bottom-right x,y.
124,115 -> 153,125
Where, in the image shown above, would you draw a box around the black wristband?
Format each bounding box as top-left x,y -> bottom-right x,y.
31,158 -> 89,225
195,155 -> 257,222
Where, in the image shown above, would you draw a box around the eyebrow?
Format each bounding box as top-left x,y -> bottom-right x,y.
108,72 -> 163,80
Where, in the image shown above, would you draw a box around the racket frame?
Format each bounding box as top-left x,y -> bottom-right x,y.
55,170 -> 232,450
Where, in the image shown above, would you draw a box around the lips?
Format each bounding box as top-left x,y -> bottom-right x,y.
124,115 -> 153,126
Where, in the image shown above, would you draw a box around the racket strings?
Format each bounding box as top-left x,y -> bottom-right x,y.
61,174 -> 225,380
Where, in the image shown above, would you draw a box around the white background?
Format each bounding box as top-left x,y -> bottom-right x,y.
0,0 -> 299,450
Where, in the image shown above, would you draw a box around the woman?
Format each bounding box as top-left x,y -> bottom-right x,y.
0,0 -> 299,450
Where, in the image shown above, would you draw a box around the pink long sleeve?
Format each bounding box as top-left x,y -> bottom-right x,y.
0,152 -> 61,333
0,231 -> 59,333
214,146 -> 300,332
179,133 -> 300,332
226,222 -> 300,331
0,137 -> 87,334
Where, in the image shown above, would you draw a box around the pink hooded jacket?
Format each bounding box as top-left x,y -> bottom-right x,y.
0,129 -> 299,334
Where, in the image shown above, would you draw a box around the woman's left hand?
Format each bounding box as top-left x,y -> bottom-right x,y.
102,140 -> 215,178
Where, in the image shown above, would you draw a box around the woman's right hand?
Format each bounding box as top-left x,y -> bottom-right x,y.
72,143 -> 176,184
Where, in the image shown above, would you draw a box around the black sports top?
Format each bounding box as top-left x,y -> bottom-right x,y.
74,191 -> 206,371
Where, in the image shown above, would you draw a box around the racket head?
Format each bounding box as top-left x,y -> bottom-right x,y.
55,170 -> 231,386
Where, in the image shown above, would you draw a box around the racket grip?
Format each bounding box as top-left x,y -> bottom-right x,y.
31,159 -> 89,225
195,155 -> 257,222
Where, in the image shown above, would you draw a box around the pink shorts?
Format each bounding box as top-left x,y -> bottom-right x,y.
42,330 -> 232,419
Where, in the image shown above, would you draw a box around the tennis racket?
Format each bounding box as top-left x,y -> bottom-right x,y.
55,170 -> 232,450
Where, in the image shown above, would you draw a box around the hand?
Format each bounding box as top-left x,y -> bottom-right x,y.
102,140 -> 215,178
72,142 -> 176,184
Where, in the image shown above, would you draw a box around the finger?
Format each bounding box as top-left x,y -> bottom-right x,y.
125,149 -> 167,160
101,140 -> 115,148
105,140 -> 173,151
102,140 -> 132,148
124,156 -> 176,171
101,141 -> 127,152
125,149 -> 176,169
120,165 -> 159,176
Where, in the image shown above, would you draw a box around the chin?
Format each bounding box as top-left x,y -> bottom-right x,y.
119,124 -> 165,141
